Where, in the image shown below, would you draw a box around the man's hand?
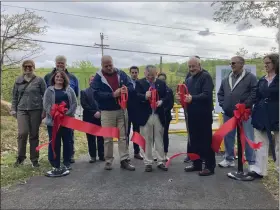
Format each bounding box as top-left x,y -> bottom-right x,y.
94,111 -> 101,119
113,88 -> 121,98
184,94 -> 192,103
10,111 -> 16,118
156,100 -> 163,107
175,93 -> 180,101
121,86 -> 127,94
145,91 -> 151,100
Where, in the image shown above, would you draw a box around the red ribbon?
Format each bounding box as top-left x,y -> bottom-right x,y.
212,103 -> 262,164
36,102 -> 120,158
176,84 -> 189,108
165,152 -> 200,168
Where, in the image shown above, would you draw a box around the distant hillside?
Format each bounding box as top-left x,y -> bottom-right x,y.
1,58 -> 265,103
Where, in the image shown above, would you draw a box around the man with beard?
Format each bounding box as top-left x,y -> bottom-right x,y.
44,55 -> 79,164
135,65 -> 168,172
91,55 -> 135,171
177,57 -> 216,176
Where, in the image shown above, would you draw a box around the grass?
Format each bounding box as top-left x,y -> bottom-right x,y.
0,116 -> 88,188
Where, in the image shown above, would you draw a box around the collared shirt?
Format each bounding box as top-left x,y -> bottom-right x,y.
231,71 -> 242,87
132,79 -> 136,89
146,79 -> 156,88
265,74 -> 276,86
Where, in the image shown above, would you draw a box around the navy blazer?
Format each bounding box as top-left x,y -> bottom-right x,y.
134,78 -> 169,127
164,86 -> 174,122
80,88 -> 101,125
251,75 -> 279,131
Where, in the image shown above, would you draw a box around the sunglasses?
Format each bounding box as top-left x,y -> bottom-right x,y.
230,62 -> 236,65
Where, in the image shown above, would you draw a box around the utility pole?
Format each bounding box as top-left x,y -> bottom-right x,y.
160,56 -> 162,73
94,32 -> 109,56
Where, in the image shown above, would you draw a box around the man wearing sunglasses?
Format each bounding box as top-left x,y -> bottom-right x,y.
217,56 -> 257,170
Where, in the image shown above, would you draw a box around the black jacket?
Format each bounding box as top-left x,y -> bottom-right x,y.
217,70 -> 257,118
134,78 -> 169,127
164,86 -> 174,122
80,88 -> 101,125
251,75 -> 279,131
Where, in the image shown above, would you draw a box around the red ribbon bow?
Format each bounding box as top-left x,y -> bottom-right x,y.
50,102 -> 68,159
176,84 -> 189,109
148,87 -> 159,110
118,86 -> 128,110
212,103 -> 262,164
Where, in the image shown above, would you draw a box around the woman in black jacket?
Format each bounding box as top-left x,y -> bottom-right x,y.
250,53 -> 279,178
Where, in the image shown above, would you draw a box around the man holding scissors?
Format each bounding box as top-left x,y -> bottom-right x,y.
135,65 -> 169,172
91,55 -> 135,171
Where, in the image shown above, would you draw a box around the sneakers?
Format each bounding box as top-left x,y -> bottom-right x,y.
45,167 -> 70,177
218,159 -> 235,168
89,157 -> 96,163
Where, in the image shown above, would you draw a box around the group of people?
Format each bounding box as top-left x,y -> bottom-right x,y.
10,53 -> 279,179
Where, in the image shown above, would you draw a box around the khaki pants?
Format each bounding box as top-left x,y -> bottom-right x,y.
140,114 -> 165,165
17,110 -> 42,162
101,109 -> 129,163
251,129 -> 279,176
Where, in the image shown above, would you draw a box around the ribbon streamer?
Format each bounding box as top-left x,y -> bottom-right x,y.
212,103 -> 262,164
176,84 -> 189,108
165,152 -> 200,167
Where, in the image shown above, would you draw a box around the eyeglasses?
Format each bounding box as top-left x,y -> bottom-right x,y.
264,62 -> 272,65
23,65 -> 33,69
230,62 -> 236,65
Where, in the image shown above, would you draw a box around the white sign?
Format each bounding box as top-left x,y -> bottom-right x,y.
214,65 -> 257,113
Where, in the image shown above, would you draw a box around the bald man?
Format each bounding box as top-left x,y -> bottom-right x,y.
91,55 -> 135,171
177,57 -> 216,176
134,65 -> 169,172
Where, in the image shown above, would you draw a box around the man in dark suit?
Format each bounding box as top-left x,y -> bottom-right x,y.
80,75 -> 104,163
127,66 -> 143,160
157,72 -> 174,161
135,65 -> 169,172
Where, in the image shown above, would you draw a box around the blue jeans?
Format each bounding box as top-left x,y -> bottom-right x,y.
223,114 -> 256,165
47,126 -> 72,168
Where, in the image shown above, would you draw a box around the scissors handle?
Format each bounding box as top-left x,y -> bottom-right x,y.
118,85 -> 128,109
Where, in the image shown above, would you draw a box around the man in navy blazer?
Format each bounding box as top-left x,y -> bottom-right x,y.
80,75 -> 104,163
135,65 -> 169,172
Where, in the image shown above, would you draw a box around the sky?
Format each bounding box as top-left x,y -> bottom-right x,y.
2,1 -> 278,68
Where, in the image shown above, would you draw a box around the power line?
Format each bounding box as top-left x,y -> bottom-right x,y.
2,4 -> 276,40
1,36 -> 227,60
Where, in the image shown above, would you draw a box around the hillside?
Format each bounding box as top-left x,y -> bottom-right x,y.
1,58 -> 265,103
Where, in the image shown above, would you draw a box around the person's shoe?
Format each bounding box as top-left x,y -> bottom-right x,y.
164,154 -> 169,162
99,157 -> 105,161
104,162 -> 112,170
247,171 -> 263,179
145,165 -> 153,172
218,159 -> 235,168
184,156 -> 191,163
134,153 -> 143,160
45,167 -> 70,177
64,164 -> 72,171
157,163 -> 168,171
120,159 -> 135,171
154,158 -> 157,162
184,165 -> 201,172
89,157 -> 96,163
70,156 -> 75,164
32,161 -> 40,168
14,158 -> 24,167
199,168 -> 214,176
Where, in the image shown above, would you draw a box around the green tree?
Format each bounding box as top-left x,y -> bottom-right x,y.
211,1 -> 279,41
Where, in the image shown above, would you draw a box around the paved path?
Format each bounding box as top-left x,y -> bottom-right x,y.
1,135 -> 278,209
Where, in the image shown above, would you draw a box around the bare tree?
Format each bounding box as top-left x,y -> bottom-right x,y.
236,47 -> 248,57
1,9 -> 48,69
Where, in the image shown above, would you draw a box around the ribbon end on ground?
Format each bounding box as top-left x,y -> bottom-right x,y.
131,132 -> 146,152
